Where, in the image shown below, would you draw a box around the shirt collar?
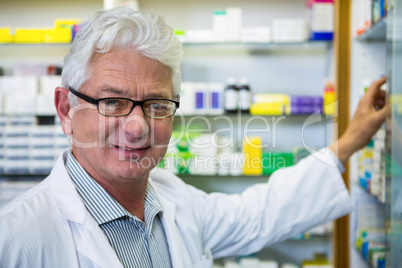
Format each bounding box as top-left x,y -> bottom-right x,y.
65,149 -> 163,225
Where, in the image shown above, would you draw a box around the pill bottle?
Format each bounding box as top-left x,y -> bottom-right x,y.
238,77 -> 251,113
224,77 -> 239,113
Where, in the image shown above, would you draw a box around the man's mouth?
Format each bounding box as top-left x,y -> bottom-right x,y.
113,145 -> 151,151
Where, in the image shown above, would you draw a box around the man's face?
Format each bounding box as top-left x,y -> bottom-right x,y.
67,49 -> 174,184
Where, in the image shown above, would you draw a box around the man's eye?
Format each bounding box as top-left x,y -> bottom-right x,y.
151,103 -> 165,110
105,100 -> 120,107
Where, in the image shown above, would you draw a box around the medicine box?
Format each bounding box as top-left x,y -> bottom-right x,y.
15,29 -> 44,43
8,116 -> 36,126
306,0 -> 334,40
0,76 -> 38,96
0,28 -> 14,43
44,27 -> 72,43
242,136 -> 262,175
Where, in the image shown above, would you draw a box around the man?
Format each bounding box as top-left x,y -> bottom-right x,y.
0,7 -> 386,268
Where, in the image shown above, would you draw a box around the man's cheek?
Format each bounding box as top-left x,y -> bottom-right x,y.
98,120 -> 118,146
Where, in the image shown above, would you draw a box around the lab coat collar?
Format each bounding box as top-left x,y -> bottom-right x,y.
149,177 -> 193,267
49,150 -> 88,224
49,150 -> 122,267
157,193 -> 190,267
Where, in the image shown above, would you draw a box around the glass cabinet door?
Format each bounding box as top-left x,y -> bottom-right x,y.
386,0 -> 402,266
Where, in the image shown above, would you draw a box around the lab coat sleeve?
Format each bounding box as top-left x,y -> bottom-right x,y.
192,148 -> 353,258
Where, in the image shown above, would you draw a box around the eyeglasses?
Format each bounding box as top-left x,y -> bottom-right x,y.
68,87 -> 180,118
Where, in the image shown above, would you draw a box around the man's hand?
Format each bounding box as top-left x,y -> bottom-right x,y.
329,76 -> 387,165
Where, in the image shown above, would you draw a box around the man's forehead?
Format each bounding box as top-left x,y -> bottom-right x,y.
93,82 -> 174,99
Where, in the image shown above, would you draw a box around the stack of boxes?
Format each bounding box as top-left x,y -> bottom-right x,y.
0,75 -> 61,115
355,127 -> 388,266
179,82 -> 225,115
272,19 -> 308,43
36,76 -> 61,115
371,129 -> 386,202
358,129 -> 386,202
1,76 -> 37,114
250,94 -> 290,115
290,96 -> 323,114
306,0 -> 334,41
160,131 -> 299,177
176,5 -> 333,44
0,117 -> 69,174
0,19 -> 81,44
359,141 -> 374,192
354,186 -> 386,268
250,94 -> 324,115
355,0 -> 388,36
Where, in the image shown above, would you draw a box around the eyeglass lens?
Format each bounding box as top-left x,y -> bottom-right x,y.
98,99 -> 176,118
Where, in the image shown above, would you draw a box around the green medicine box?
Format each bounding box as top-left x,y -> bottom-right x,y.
262,152 -> 294,175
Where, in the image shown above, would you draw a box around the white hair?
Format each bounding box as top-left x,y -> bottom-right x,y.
62,7 -> 183,105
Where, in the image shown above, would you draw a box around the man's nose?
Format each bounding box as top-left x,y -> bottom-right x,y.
121,105 -> 150,143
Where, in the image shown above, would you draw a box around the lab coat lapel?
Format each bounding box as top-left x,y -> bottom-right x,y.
50,153 -> 122,268
77,217 -> 123,268
159,196 -> 193,267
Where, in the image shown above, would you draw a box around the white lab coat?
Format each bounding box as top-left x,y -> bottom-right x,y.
0,149 -> 352,268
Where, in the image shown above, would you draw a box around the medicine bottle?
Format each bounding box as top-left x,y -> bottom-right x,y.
238,78 -> 251,113
224,77 -> 239,113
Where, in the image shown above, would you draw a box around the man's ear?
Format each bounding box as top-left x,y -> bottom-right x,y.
55,87 -> 73,136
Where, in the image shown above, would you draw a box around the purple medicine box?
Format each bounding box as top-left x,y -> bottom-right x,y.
290,104 -> 323,114
290,96 -> 323,106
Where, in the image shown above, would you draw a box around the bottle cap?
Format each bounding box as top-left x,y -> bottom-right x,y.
226,77 -> 236,85
214,10 -> 226,15
238,77 -> 249,86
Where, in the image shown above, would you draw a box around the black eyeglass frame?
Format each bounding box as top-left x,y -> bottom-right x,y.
68,87 -> 180,118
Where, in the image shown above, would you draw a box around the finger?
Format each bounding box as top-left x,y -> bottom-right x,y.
374,105 -> 387,127
365,76 -> 387,101
377,88 -> 386,97
375,99 -> 385,107
375,90 -> 386,105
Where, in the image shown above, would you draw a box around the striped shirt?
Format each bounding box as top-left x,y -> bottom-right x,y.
66,151 -> 172,268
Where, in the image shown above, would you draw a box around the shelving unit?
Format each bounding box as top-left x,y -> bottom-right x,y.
350,16 -> 387,268
350,1 -> 402,267
384,2 -> 402,266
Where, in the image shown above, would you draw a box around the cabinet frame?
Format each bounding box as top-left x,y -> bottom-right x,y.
334,0 -> 352,267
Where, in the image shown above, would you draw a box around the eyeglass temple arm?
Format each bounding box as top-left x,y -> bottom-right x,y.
68,87 -> 98,105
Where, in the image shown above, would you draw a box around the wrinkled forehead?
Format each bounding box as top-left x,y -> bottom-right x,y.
85,49 -> 174,98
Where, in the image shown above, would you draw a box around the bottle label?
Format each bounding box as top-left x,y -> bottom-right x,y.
196,92 -> 204,109
239,90 -> 250,110
225,90 -> 238,110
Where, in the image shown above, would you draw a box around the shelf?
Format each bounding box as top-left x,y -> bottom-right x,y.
0,43 -> 71,46
289,233 -> 332,241
0,41 -> 331,49
356,18 -> 387,42
182,41 -> 331,47
0,172 -> 51,177
175,113 -> 332,119
181,41 -> 332,53
0,113 -> 333,120
176,173 -> 269,179
0,174 -> 47,179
